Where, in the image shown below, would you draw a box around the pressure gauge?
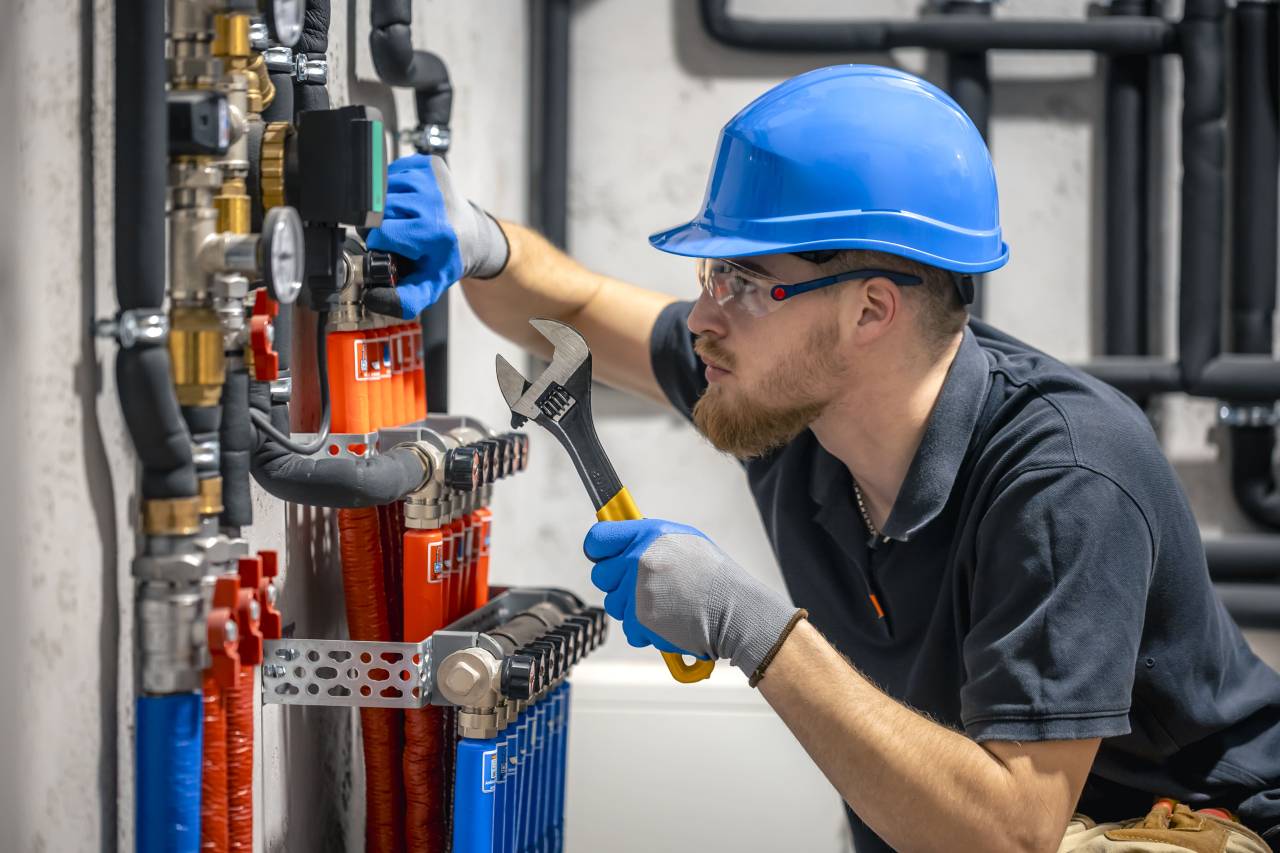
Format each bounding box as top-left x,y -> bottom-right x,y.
261,206 -> 304,305
266,0 -> 303,47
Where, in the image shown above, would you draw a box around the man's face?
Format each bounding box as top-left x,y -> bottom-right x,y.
687,253 -> 851,458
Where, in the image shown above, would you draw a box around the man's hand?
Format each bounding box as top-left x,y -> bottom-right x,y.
583,519 -> 803,680
363,154 -> 509,320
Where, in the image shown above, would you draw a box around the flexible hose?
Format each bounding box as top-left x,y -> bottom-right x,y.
339,507 -> 405,852
136,694 -> 203,853
250,312 -> 331,454
200,674 -> 229,853
225,672 -> 254,852
404,706 -> 449,851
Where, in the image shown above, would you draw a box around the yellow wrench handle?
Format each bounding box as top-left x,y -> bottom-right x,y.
596,487 -> 716,684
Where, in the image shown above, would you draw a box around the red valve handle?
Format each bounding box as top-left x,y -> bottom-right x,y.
208,575 -> 243,689
249,289 -> 280,381
256,550 -> 284,641
235,556 -> 265,665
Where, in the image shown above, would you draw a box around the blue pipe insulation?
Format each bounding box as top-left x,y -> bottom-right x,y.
551,685 -> 570,853
452,735 -> 500,853
501,723 -> 519,852
136,693 -> 203,853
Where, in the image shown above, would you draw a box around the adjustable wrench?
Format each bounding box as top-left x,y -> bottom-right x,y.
495,318 -> 715,684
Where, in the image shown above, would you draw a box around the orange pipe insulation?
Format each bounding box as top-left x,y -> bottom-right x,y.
200,672 -> 229,853
339,506 -> 406,853
225,672 -> 254,852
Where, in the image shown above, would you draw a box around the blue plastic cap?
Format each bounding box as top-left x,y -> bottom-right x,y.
650,65 -> 1010,274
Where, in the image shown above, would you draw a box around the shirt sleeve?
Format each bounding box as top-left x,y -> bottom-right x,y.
961,465 -> 1155,742
648,300 -> 706,422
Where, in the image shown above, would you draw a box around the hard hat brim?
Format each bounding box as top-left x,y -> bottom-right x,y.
649,219 -> 1009,275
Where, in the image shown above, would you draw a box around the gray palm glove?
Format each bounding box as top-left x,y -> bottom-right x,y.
364,153 -> 509,319
584,519 -> 806,682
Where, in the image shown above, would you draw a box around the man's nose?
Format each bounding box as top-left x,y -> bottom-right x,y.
688,289 -> 728,339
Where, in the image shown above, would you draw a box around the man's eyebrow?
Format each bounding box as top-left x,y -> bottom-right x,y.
731,258 -> 772,276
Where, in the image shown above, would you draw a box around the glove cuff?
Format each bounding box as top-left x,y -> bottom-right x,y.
718,567 -> 806,678
468,207 -> 511,280
747,609 -> 807,688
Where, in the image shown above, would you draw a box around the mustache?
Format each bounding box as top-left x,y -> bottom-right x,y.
694,336 -> 736,370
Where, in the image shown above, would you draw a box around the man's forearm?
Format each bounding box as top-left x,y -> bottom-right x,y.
460,221 -> 677,402
757,621 -> 1083,853
460,222 -> 606,358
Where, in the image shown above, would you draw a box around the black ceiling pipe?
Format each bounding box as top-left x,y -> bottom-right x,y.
114,0 -> 197,501
1103,0 -> 1152,365
1204,537 -> 1280,582
531,0 -> 571,251
1175,0 -> 1228,389
368,0 -> 453,411
939,1 -> 991,319
1225,0 -> 1280,529
697,0 -> 1176,54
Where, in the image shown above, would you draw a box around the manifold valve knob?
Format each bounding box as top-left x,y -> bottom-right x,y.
363,251 -> 397,286
444,446 -> 481,492
500,654 -> 537,702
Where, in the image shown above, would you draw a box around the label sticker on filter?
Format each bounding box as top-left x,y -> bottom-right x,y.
482,748 -> 497,794
428,541 -> 443,582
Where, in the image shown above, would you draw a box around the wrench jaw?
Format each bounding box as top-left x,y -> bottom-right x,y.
532,369 -> 624,512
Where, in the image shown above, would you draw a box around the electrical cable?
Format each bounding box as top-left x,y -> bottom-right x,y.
249,312 -> 332,454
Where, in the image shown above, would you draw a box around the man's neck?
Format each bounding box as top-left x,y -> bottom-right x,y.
810,333 -> 964,528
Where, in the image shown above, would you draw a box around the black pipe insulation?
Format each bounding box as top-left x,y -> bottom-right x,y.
939,1 -> 991,318
1175,0 -> 1227,388
1204,537 -> 1280,583
295,0 -> 330,115
532,0 -> 571,252
1214,583 -> 1280,629
181,406 -> 222,437
248,381 -> 427,507
261,72 -> 295,123
114,0 -> 197,501
369,0 -> 454,129
117,349 -> 200,500
1103,0 -> 1151,361
697,0 -> 1176,55
220,368 -> 253,528
1226,0 -> 1280,530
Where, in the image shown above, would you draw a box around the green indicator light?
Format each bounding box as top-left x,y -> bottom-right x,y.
370,119 -> 385,213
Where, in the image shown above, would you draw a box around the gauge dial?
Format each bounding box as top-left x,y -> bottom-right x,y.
262,206 -> 303,305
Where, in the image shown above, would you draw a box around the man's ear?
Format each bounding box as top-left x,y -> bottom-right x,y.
851,277 -> 900,343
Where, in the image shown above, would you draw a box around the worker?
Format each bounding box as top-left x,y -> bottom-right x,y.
366,65 -> 1280,852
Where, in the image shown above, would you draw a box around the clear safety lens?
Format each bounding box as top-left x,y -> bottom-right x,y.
696,258 -> 782,318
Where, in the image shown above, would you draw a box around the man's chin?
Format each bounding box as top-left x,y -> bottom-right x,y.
691,391 -> 821,460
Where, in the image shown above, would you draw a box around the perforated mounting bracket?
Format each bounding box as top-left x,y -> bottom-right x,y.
261,586 -> 584,708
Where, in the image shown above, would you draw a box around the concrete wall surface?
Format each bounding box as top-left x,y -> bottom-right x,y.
1,0 -> 1277,852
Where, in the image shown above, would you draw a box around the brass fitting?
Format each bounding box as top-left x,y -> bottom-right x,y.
170,305 -> 226,407
211,13 -> 251,59
247,52 -> 275,111
214,176 -> 250,234
198,476 -> 224,516
259,122 -> 291,210
144,497 -> 202,536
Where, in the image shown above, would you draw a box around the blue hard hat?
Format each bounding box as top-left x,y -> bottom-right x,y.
649,65 -> 1009,274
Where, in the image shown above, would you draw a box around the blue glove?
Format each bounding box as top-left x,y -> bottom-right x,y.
364,154 -> 509,320
584,519 -> 804,679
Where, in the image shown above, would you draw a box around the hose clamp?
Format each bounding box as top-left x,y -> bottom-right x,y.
403,123 -> 451,156
95,309 -> 169,348
1217,402 -> 1280,427
249,21 -> 270,51
192,437 -> 221,469
294,53 -> 328,85
269,374 -> 293,403
262,46 -> 295,74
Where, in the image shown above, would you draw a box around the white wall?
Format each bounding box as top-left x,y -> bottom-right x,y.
3,0 -> 1277,851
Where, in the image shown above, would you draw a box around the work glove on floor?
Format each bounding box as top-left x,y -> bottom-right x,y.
584,519 -> 805,682
363,154 -> 509,320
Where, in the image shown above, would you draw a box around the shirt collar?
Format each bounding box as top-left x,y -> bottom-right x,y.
808,326 -> 992,542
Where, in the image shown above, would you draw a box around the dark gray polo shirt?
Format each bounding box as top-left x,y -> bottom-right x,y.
650,302 -> 1280,852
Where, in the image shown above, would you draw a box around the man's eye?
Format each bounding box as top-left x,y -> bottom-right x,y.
727,273 -> 754,296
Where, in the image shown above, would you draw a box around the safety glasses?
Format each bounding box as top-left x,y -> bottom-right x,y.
696,257 -> 924,318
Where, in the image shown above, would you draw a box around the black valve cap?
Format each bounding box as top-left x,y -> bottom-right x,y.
518,645 -> 550,693
586,607 -> 609,642
363,251 -> 397,287
564,615 -> 596,651
495,436 -> 516,478
443,446 -> 481,492
527,640 -> 563,679
515,434 -> 530,471
539,633 -> 570,671
500,654 -> 537,702
474,441 -> 497,486
550,626 -> 581,666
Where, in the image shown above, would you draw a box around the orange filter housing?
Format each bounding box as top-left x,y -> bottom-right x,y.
411,326 -> 426,417
470,506 -> 493,610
